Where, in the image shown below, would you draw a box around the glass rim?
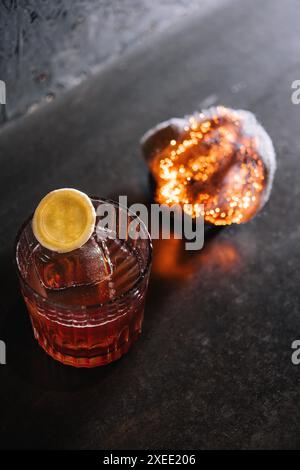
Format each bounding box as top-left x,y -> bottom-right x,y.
14,196 -> 153,312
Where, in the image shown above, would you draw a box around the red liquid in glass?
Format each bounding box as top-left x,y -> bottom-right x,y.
22,237 -> 146,367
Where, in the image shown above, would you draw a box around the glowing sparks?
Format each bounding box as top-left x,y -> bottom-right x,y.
143,107 -> 276,224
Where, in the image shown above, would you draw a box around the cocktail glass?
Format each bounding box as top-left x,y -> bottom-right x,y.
15,197 -> 152,367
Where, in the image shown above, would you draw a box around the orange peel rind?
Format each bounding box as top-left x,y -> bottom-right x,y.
32,188 -> 96,253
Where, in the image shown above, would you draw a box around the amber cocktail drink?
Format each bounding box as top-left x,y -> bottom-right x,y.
15,196 -> 152,367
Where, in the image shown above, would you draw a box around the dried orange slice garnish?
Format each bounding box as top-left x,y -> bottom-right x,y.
32,188 -> 96,253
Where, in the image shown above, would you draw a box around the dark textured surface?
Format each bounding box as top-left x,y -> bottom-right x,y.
0,0 -> 300,450
0,0 -> 206,122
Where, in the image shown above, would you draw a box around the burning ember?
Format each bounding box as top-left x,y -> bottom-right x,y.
141,106 -> 276,225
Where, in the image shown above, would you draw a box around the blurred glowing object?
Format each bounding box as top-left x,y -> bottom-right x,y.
141,107 -> 276,225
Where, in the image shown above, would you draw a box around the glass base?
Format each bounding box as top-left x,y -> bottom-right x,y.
34,329 -> 141,367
